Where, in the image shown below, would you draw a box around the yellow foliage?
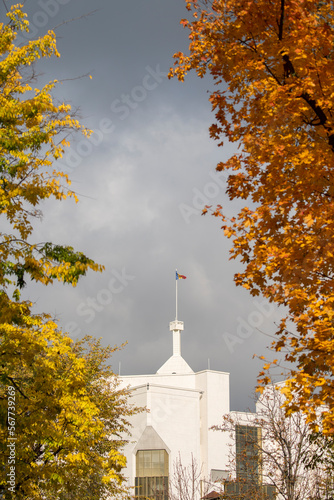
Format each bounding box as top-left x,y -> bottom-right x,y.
0,7 -> 137,499
0,5 -> 104,301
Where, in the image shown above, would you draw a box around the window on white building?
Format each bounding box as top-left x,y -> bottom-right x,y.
236,424 -> 262,483
224,425 -> 276,499
135,449 -> 169,500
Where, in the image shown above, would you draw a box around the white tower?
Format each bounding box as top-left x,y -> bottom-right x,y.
170,320 -> 184,356
156,319 -> 193,375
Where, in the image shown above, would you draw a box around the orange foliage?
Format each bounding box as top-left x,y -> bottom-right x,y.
170,0 -> 334,433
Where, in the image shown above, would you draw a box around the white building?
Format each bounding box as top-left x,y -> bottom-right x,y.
120,318 -> 231,498
119,314 -> 328,500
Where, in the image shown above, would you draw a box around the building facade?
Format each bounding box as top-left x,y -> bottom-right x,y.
119,314 -> 332,499
119,319 -> 231,498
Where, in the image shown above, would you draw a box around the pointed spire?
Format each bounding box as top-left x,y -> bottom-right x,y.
156,320 -> 193,375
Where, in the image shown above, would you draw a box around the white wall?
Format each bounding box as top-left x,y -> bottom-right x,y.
195,370 -> 231,478
120,369 -> 232,490
120,377 -> 202,487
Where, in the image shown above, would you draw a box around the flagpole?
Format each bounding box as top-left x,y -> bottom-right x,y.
175,269 -> 178,320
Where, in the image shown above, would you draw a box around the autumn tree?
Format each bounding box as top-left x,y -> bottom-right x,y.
1,332 -> 135,500
0,5 -> 137,498
215,385 -> 333,500
170,0 -> 334,432
0,5 -> 101,296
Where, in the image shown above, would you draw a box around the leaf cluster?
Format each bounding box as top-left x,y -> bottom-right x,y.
170,0 -> 334,433
0,6 -> 137,499
0,5 -> 103,302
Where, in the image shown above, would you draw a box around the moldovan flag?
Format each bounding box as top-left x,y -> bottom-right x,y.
176,271 -> 187,280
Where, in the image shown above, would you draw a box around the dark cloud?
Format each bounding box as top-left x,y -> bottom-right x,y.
5,0 -> 285,411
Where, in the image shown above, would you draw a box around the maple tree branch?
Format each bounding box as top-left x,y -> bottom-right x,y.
281,53 -> 334,150
300,91 -> 334,150
238,38 -> 282,85
278,0 -> 285,40
262,59 -> 282,85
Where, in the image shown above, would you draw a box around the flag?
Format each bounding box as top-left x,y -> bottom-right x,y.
176,271 -> 187,280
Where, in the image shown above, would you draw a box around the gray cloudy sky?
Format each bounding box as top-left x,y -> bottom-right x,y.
3,0 -> 285,411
